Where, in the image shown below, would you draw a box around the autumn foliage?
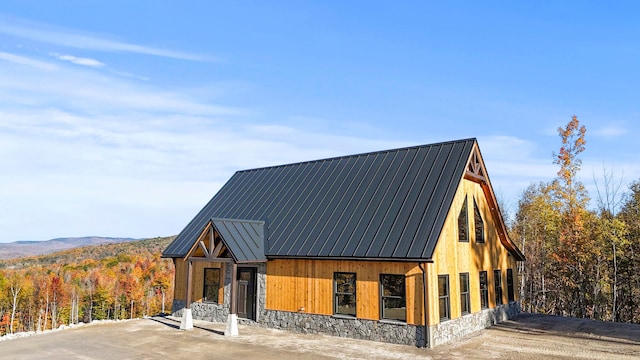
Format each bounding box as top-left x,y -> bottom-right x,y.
0,237 -> 174,335
513,116 -> 640,323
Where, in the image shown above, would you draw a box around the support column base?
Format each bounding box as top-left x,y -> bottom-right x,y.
180,308 -> 193,330
225,314 -> 239,336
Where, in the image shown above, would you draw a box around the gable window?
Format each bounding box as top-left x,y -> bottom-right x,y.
203,268 -> 221,303
334,272 -> 356,316
479,271 -> 489,309
460,272 -> 470,315
507,269 -> 515,302
438,275 -> 450,321
474,198 -> 484,243
380,274 -> 406,321
458,197 -> 469,242
494,270 -> 503,305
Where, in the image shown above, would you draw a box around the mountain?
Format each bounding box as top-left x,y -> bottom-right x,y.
0,236 -> 140,260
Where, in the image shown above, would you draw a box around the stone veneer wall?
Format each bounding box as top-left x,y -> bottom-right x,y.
258,310 -> 426,347
429,301 -> 521,347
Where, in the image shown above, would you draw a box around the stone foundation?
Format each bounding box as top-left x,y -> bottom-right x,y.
429,301 -> 521,347
259,310 -> 426,347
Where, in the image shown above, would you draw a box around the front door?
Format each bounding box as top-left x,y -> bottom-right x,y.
236,267 -> 256,320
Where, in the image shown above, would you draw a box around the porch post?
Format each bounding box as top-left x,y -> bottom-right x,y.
180,260 -> 194,330
225,262 -> 239,336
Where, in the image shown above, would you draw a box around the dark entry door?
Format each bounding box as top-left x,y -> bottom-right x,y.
236,267 -> 256,320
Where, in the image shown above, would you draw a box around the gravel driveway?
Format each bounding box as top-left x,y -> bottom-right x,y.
1,314 -> 639,359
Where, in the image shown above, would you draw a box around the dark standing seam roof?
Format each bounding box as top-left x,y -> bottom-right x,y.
162,138 -> 476,261
210,219 -> 266,263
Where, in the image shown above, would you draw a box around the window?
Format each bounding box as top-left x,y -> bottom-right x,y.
507,269 -> 515,302
494,270 -> 503,305
438,275 -> 450,321
334,272 -> 356,316
474,198 -> 484,243
458,197 -> 469,242
479,271 -> 489,309
380,274 -> 406,321
203,268 -> 221,303
460,272 -> 470,315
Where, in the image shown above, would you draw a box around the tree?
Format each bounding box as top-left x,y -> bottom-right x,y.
8,273 -> 21,334
512,182 -> 560,313
617,181 -> 640,323
593,166 -> 628,321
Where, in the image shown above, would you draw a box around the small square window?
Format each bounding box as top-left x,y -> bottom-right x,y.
494,270 -> 503,305
203,268 -> 221,303
334,272 -> 356,316
380,274 -> 406,321
458,197 -> 469,242
438,275 -> 450,321
507,269 -> 515,302
479,271 -> 489,309
474,198 -> 484,243
460,272 -> 470,315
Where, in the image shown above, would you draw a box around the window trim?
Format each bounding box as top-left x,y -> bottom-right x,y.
203,267 -> 221,304
334,272 -> 357,317
458,196 -> 469,242
479,271 -> 489,309
507,269 -> 515,302
494,269 -> 503,305
460,272 -> 470,315
379,274 -> 406,322
474,198 -> 485,243
438,275 -> 450,321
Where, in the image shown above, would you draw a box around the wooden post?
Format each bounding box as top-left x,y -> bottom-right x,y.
225,262 -> 239,336
230,262 -> 237,315
180,260 -> 194,330
186,260 -> 193,307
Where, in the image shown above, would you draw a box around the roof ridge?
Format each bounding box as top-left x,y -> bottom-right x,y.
236,138 -> 477,174
211,217 -> 266,224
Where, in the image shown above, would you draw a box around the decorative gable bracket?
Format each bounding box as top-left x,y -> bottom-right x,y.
184,221 -> 234,263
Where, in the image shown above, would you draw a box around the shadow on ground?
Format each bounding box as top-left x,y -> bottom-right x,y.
493,313 -> 640,345
148,315 -> 225,336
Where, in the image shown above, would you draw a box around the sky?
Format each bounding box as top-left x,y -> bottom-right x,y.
1,1 -> 639,242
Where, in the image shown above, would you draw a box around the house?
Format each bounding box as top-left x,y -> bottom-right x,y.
162,138 -> 525,348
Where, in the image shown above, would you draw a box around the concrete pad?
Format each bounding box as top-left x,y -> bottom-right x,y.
0,314 -> 638,360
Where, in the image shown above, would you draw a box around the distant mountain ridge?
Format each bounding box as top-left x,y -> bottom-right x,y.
0,236 -> 140,260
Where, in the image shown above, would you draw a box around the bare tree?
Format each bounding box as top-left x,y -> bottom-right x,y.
593,165 -> 627,321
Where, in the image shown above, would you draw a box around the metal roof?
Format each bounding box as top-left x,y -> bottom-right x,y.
210,219 -> 266,263
163,138 -> 478,261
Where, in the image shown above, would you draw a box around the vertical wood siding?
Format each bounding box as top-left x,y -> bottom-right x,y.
173,260 -> 225,303
427,178 -> 519,325
266,259 -> 424,325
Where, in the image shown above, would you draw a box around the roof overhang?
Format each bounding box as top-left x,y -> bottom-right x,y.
183,219 -> 267,263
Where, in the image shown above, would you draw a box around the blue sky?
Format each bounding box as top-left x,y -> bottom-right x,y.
1,1 -> 639,242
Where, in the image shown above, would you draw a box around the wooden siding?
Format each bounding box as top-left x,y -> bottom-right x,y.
173,260 -> 225,304
266,259 -> 425,325
427,178 -> 518,325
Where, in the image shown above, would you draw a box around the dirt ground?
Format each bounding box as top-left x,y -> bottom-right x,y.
1,313 -> 639,360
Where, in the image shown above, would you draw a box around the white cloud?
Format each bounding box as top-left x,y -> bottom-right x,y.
0,51 -> 57,70
0,15 -> 208,61
591,124 -> 627,139
0,53 -> 243,116
51,53 -> 105,67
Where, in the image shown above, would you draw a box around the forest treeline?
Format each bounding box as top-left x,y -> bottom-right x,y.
512,116 -> 640,323
0,236 -> 175,335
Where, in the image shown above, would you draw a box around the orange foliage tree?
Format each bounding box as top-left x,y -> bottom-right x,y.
0,237 -> 174,335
